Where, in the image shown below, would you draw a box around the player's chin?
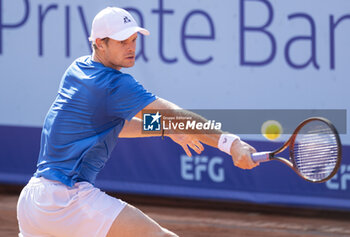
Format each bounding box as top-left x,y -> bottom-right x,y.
123,59 -> 135,68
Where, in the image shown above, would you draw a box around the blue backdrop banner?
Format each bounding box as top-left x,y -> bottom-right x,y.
0,125 -> 349,211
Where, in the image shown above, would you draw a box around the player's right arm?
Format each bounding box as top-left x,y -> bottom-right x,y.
136,98 -> 258,170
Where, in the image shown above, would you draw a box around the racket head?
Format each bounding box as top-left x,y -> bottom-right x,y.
289,117 -> 342,183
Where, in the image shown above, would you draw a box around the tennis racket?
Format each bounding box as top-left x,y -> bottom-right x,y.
251,117 -> 342,183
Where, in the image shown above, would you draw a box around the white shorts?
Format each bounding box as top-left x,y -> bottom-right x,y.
17,177 -> 126,237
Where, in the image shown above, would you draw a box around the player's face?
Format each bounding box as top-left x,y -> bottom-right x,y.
103,33 -> 138,70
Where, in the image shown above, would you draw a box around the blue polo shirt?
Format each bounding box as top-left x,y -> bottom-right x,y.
34,56 -> 156,187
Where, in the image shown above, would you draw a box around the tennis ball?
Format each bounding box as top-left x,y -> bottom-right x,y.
261,120 -> 283,141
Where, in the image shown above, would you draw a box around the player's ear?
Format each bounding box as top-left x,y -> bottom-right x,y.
95,38 -> 106,50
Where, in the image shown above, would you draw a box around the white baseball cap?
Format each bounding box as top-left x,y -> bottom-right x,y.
89,7 -> 150,42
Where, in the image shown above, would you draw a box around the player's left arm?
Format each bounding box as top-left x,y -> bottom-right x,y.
119,115 -> 205,156
139,98 -> 258,169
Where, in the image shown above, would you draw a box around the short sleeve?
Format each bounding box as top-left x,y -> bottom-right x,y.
107,74 -> 156,121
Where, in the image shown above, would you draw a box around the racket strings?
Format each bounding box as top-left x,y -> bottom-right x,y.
293,122 -> 339,181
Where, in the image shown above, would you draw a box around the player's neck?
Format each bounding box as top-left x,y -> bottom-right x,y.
91,52 -> 122,71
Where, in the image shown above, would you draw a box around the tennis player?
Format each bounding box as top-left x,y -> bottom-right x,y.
17,7 -> 258,237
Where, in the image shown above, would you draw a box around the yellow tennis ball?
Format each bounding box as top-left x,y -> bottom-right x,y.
261,120 -> 283,141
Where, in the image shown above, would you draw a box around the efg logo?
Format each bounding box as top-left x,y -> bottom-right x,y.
326,164 -> 350,190
143,112 -> 162,131
180,155 -> 225,183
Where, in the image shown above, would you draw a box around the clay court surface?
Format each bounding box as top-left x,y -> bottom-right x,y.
1,188 -> 350,237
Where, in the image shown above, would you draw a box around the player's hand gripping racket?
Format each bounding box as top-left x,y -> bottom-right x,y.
251,117 -> 342,183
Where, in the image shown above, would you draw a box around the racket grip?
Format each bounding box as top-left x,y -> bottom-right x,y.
251,152 -> 271,163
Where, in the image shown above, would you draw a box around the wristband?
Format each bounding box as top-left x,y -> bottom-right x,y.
218,134 -> 240,155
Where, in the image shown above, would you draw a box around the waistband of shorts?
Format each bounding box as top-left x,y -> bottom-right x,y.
28,176 -> 64,186
28,176 -> 92,190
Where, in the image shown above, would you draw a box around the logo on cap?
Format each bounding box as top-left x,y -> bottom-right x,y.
123,16 -> 131,24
